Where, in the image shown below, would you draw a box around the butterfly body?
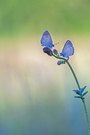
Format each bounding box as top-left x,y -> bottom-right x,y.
41,31 -> 54,48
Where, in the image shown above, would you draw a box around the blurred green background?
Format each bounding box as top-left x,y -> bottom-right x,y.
0,0 -> 90,135
0,0 -> 90,37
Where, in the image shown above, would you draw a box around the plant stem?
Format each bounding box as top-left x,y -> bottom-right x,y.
52,54 -> 80,89
82,99 -> 90,134
65,60 -> 80,89
64,59 -> 90,134
66,61 -> 90,135
53,54 -> 90,134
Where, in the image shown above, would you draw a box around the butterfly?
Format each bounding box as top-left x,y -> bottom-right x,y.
57,40 -> 74,65
41,31 -> 54,48
60,40 -> 74,60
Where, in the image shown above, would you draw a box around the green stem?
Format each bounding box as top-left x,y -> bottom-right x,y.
82,99 -> 90,134
65,60 -> 80,89
66,61 -> 90,134
53,54 -> 90,134
52,54 -> 80,89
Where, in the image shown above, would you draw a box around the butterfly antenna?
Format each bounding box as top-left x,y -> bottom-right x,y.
54,42 -> 59,45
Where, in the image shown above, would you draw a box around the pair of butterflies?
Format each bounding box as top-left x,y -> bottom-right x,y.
41,31 -> 74,60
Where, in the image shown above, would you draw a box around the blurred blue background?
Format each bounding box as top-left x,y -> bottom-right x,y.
0,0 -> 90,134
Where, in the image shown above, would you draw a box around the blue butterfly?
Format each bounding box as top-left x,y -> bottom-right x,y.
57,40 -> 74,65
60,40 -> 74,60
41,31 -> 54,48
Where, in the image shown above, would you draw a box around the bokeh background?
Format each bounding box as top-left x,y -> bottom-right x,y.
0,0 -> 90,135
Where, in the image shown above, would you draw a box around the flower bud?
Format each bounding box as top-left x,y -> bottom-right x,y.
43,47 -> 53,56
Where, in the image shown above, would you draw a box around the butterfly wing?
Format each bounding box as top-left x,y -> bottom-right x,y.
41,31 -> 54,48
60,40 -> 74,59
